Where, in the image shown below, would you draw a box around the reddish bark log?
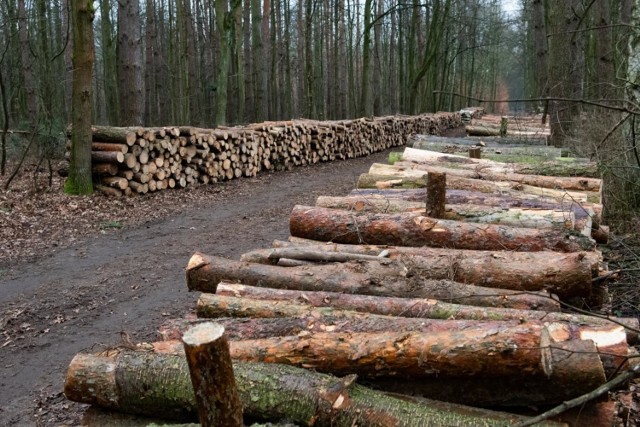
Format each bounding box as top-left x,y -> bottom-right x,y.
187,253 -> 566,306
289,205 -> 596,252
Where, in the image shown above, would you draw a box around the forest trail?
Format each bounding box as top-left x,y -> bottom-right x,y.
0,149 -> 393,426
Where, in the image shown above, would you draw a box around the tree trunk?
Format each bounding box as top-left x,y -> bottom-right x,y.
65,0 -> 95,195
186,252 -> 577,304
241,243 -> 599,300
182,323 -> 243,427
345,189 -> 602,226
357,173 -> 599,204
117,0 -> 144,126
426,172 -> 446,218
199,288 -> 635,351
64,350 -> 563,426
289,205 -> 596,253
315,196 -> 594,235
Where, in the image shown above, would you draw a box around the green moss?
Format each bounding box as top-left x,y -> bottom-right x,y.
388,152 -> 403,165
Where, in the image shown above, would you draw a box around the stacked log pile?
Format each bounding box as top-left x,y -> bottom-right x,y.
64,123 -> 637,426
466,113 -> 550,139
84,113 -> 462,196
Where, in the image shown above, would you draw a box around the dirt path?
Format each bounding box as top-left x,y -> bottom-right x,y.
0,149 -> 393,426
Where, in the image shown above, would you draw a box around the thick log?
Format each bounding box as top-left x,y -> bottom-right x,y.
201,288 -> 634,353
401,147 -> 600,182
64,350 -> 561,426
95,184 -> 122,197
91,126 -> 138,146
182,323 -> 243,427
289,205 -> 596,253
92,151 -> 125,164
187,253 -> 567,306
241,245 -> 597,301
345,189 -> 603,228
466,125 -> 500,136
426,172 -> 446,218
92,142 -> 128,153
316,196 -> 585,232
101,176 -> 129,190
365,342 -> 606,407
407,134 -> 550,148
357,172 -> 598,204
225,326 -> 596,380
92,163 -> 119,176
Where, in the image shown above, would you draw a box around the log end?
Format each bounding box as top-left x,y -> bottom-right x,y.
64,353 -> 119,407
187,252 -> 208,271
182,322 -> 226,347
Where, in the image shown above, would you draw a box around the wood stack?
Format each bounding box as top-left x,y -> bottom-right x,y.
63,122 -> 635,427
84,113 -> 462,196
466,113 -> 550,139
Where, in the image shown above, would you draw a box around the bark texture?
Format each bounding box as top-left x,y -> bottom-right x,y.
65,350 -> 562,426
289,205 -> 596,253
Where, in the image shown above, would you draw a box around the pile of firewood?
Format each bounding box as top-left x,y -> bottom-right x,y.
63,130 -> 637,426
82,113 -> 462,196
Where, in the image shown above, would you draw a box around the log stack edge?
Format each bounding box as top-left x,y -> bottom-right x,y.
79,113 -> 462,196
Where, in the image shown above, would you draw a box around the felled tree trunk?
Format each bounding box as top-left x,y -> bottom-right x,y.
289,205 -> 596,253
242,244 -> 598,301
198,289 -> 635,351
64,350 -> 563,426
316,196 -> 586,234
186,253 -> 566,305
357,172 -> 598,204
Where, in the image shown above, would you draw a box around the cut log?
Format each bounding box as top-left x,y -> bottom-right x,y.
182,323 -> 243,427
365,342 -> 606,407
101,176 -> 129,190
91,126 -> 138,145
224,326 -> 590,379
358,172 -> 599,204
92,142 -> 128,153
201,288 -> 634,351
92,163 -> 119,176
289,205 -> 596,253
186,253 -> 569,305
466,125 -> 500,136
426,172 -> 446,218
241,245 -> 598,300
92,151 -> 125,164
64,350 -> 562,426
344,189 -> 603,228
401,147 -> 600,181
95,184 -> 122,197
316,196 -> 586,233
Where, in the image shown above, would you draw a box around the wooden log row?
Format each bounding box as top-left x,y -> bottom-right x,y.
85,113 -> 463,196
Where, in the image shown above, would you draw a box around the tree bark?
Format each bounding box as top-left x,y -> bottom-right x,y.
117,0 -> 144,126
426,172 -> 446,218
65,0 -> 95,195
316,196 -> 591,234
199,288 -> 635,351
64,350 -> 562,426
243,243 -> 599,302
187,252 -> 579,304
357,172 -> 598,204
182,323 -> 243,427
289,205 -> 596,253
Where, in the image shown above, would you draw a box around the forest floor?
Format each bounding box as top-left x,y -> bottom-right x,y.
0,148 -> 396,426
1,139 -> 640,426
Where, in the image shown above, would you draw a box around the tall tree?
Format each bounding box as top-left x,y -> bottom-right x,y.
100,0 -> 119,124
65,0 -> 95,195
18,0 -> 37,124
213,0 -> 241,126
117,0 -> 144,126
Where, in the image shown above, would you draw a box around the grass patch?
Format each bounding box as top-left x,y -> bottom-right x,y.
99,220 -> 123,230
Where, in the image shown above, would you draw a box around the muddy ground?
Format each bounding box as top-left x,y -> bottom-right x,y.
0,149 -> 395,426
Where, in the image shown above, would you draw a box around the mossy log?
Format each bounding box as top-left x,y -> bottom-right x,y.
241,244 -> 598,301
357,172 -> 599,204
64,350 -> 564,426
316,196 -> 589,234
186,253 -> 566,306
345,189 -> 603,228
289,205 -> 596,253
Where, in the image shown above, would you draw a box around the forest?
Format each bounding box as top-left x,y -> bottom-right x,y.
0,0 -> 639,210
